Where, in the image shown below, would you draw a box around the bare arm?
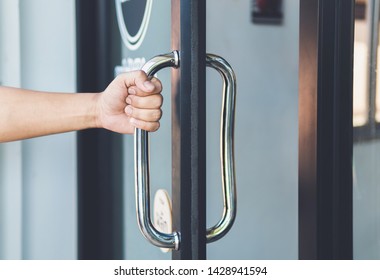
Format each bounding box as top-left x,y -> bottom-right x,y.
0,70 -> 163,142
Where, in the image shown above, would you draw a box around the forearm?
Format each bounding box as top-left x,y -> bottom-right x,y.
0,86 -> 100,142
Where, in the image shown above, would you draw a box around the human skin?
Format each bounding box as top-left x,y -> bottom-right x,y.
0,70 -> 163,142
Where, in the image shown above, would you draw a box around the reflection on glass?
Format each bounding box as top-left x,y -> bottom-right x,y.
354,11 -> 369,126
376,44 -> 380,121
353,1 -> 369,126
354,41 -> 368,126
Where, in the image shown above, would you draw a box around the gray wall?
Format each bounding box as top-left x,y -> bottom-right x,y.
0,0 -> 23,260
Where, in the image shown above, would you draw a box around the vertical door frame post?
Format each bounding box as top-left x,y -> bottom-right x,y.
299,0 -> 354,259
171,0 -> 207,260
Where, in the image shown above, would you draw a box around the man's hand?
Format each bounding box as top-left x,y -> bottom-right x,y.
96,70 -> 163,134
0,70 -> 162,142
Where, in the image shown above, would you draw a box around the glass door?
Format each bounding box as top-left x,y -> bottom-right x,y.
205,0 -> 299,259
117,0 -> 173,260
353,0 -> 380,259
118,0 -> 299,260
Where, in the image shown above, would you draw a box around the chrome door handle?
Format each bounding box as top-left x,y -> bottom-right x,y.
135,51 -> 180,250
135,51 -> 236,250
205,54 -> 237,243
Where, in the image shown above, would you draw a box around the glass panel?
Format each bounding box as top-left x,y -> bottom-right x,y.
206,0 -> 299,259
119,0 -> 172,260
353,0 -> 380,260
119,0 -> 299,259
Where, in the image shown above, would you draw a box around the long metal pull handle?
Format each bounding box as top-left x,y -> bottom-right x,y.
135,51 -> 180,250
135,51 -> 236,250
206,54 -> 237,243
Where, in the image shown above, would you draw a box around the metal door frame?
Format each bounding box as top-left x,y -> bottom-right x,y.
298,0 -> 354,259
171,0 -> 207,260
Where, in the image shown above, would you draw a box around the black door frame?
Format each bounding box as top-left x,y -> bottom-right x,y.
171,0 -> 207,260
298,0 -> 354,260
76,0 -> 123,260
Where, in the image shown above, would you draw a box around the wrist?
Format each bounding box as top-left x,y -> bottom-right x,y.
76,92 -> 103,129
92,92 -> 103,129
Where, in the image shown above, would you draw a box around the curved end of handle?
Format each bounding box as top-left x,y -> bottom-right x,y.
138,221 -> 181,250
173,231 -> 181,251
173,50 -> 180,68
206,204 -> 237,243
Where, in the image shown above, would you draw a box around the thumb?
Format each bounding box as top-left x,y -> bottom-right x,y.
129,70 -> 155,93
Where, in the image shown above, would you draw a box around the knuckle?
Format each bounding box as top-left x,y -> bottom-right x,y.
116,72 -> 126,80
152,109 -> 162,120
149,122 -> 160,132
135,70 -> 146,78
154,95 -> 163,108
151,77 -> 163,91
140,122 -> 159,132
135,70 -> 148,82
140,121 -> 159,132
